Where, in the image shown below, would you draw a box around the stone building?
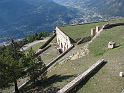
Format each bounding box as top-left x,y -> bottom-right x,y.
108,41 -> 116,49
55,24 -> 103,53
91,26 -> 101,37
55,27 -> 72,53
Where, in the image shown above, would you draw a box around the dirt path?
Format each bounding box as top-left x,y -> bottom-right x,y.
20,38 -> 49,51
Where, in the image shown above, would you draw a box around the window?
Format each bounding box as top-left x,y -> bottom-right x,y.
61,43 -> 63,48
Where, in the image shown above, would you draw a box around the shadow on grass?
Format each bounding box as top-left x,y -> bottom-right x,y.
114,45 -> 121,49
68,61 -> 107,93
77,36 -> 92,45
37,74 -> 75,87
24,86 -> 60,93
103,23 -> 124,29
22,74 -> 75,93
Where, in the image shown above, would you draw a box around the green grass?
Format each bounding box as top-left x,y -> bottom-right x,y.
3,19 -> 124,93
77,47 -> 124,93
45,19 -> 124,93
31,42 -> 44,51
77,24 -> 124,93
89,26 -> 124,56
59,18 -> 124,42
40,45 -> 59,64
46,53 -> 99,90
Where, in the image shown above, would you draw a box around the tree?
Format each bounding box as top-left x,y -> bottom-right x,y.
0,40 -> 26,93
39,32 -> 49,38
0,40 -> 46,93
25,48 -> 46,85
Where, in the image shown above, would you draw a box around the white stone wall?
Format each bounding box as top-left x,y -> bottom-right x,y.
91,26 -> 102,37
91,28 -> 96,37
96,26 -> 101,33
55,27 -> 72,52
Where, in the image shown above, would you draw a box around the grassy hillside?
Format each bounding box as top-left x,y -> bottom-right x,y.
59,18 -> 124,42
44,18 -> 124,93
3,19 -> 123,93
59,22 -> 106,42
78,24 -> 124,93
89,26 -> 124,56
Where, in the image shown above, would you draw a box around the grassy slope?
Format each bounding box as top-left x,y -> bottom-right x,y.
59,22 -> 104,42
59,18 -> 124,42
46,18 -> 124,93
40,45 -> 59,64
89,26 -> 124,56
39,37 -> 60,64
78,26 -> 124,93
31,42 -> 45,51
24,42 -> 45,55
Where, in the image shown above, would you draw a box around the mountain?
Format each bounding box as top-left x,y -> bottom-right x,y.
54,0 -> 124,17
53,0 -> 88,10
86,0 -> 124,16
53,0 -> 105,22
1,0 -> 124,43
0,0 -> 79,43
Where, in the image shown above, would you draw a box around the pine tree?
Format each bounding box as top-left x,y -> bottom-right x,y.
0,40 -> 46,92
25,48 -> 46,85
0,40 -> 26,93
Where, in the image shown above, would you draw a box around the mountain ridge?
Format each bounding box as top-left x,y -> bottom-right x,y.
0,0 -> 124,43
0,0 -> 79,43
54,0 -> 124,17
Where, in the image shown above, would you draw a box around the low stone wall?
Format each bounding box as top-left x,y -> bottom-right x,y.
77,36 -> 91,45
46,45 -> 74,69
35,45 -> 51,56
57,59 -> 106,93
40,33 -> 56,49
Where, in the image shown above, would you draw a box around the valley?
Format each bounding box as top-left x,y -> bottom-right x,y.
0,0 -> 124,44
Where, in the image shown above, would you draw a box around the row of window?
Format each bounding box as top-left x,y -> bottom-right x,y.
57,38 -> 69,52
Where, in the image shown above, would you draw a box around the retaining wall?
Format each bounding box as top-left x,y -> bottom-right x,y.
40,33 -> 56,49
13,45 -> 74,93
77,36 -> 92,45
35,45 -> 51,56
57,59 -> 106,93
46,45 -> 74,69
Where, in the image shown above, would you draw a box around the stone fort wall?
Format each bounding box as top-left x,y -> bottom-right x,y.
56,27 -> 72,52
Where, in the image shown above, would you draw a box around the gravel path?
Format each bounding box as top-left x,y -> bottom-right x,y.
20,38 -> 48,51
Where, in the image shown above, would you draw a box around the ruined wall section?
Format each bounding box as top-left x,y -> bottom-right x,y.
56,27 -> 72,52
